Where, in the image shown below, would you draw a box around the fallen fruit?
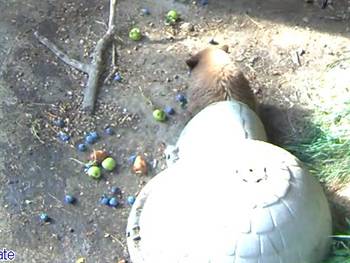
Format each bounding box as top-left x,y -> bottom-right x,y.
132,156 -> 148,174
59,133 -> 69,141
209,38 -> 219,45
200,0 -> 208,5
65,195 -> 75,204
101,157 -> 116,171
87,166 -> 101,179
153,109 -> 166,121
89,150 -> 108,165
127,196 -> 135,205
141,8 -> 149,15
129,155 -> 136,164
105,127 -> 115,135
90,132 -> 100,140
77,143 -> 87,152
114,74 -> 122,82
110,186 -> 122,196
40,213 -> 49,222
54,119 -> 65,127
129,28 -> 142,41
109,197 -> 118,207
165,107 -> 175,115
176,93 -> 186,102
85,135 -> 95,144
167,10 -> 179,21
101,196 -> 109,205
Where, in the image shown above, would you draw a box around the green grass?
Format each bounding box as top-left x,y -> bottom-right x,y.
283,100 -> 350,262
281,60 -> 350,262
323,220 -> 350,263
283,97 -> 350,184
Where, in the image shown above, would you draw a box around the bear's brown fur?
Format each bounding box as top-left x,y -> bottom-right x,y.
185,45 -> 257,116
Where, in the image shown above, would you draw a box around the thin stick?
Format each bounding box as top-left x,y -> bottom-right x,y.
245,14 -> 264,29
109,0 -> 117,68
110,234 -> 126,250
103,66 -> 118,84
138,86 -> 154,109
34,31 -> 90,74
31,123 -> 45,144
108,0 -> 117,28
70,158 -> 86,166
34,0 -> 119,114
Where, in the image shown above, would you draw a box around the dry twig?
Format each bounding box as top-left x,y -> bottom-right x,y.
34,0 -> 118,113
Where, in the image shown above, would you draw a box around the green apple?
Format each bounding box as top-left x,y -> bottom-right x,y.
167,10 -> 179,21
153,109 -> 166,122
129,28 -> 142,41
87,166 -> 101,179
101,157 -> 116,171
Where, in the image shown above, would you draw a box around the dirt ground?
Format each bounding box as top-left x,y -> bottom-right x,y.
1,0 -> 350,262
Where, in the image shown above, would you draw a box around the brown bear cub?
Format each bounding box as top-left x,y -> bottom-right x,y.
185,45 -> 257,116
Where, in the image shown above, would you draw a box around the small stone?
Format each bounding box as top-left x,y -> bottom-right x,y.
302,17 -> 309,23
290,51 -> 301,66
248,56 -> 259,65
180,23 -> 194,32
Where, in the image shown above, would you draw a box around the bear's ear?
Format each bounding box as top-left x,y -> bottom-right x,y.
220,45 -> 229,53
185,53 -> 201,69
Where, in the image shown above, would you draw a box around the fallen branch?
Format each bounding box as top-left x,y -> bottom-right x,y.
33,31 -> 90,74
34,0 -> 118,113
